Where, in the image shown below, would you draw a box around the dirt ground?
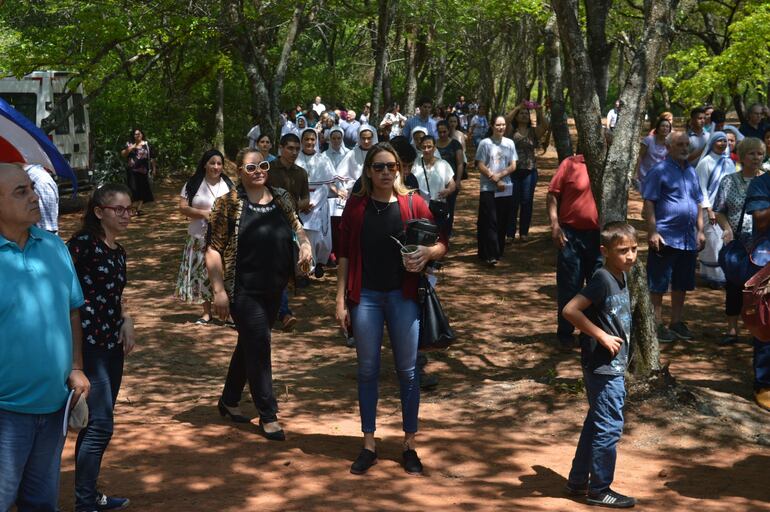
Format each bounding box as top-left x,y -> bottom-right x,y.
54,148 -> 770,511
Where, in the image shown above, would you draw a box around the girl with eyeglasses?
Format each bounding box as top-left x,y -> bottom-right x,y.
67,184 -> 136,512
336,142 -> 447,476
175,150 -> 235,325
206,148 -> 312,441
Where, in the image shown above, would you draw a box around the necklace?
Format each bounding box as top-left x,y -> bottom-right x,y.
371,198 -> 392,215
205,178 -> 221,197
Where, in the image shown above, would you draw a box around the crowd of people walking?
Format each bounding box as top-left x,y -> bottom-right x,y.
2,95 -> 770,511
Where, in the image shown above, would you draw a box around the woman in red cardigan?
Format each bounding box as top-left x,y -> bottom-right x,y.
336,142 -> 447,476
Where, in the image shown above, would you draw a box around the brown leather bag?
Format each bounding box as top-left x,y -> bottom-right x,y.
742,262 -> 770,342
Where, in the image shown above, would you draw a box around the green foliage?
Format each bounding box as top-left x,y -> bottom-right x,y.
665,1 -> 770,109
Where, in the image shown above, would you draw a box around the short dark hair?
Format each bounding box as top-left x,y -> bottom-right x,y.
601,222 -> 637,247
388,136 -> 417,165
421,135 -> 436,145
710,110 -> 726,124
690,106 -> 706,118
418,96 -> 433,106
280,133 -> 300,146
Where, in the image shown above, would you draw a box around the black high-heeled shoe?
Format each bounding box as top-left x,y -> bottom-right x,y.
217,399 -> 251,423
258,420 -> 286,441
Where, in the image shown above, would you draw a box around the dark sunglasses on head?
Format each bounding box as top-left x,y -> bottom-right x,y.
371,162 -> 399,172
243,161 -> 270,173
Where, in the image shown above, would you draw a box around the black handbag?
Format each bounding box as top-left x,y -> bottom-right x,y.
405,194 -> 440,247
417,274 -> 456,351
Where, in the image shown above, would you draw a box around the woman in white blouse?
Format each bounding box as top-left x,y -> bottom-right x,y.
175,149 -> 234,324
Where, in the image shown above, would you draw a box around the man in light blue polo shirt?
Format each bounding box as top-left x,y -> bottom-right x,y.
0,163 -> 90,512
403,97 -> 438,143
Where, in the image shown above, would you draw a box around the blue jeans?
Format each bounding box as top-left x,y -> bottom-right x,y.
507,168 -> 538,238
278,287 -> 292,320
754,338 -> 770,390
557,227 -> 602,343
568,371 -> 626,494
75,347 -> 124,511
351,288 -> 420,433
0,406 -> 66,512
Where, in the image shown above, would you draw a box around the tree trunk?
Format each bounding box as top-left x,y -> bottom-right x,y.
602,0 -> 677,222
404,26 -> 418,115
434,51 -> 447,107
214,69 -> 225,154
629,262 -> 661,376
552,0 -> 681,378
370,0 -> 394,127
585,0 -> 614,108
733,92 -> 746,125
543,12 -> 573,162
224,0 -> 310,140
551,0 -> 606,199
383,70 -> 392,112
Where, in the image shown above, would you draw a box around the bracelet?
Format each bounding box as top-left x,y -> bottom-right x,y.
71,368 -> 83,371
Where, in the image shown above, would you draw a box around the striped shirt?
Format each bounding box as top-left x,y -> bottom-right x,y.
25,164 -> 59,233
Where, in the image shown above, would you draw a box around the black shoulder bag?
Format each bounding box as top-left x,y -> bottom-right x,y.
406,194 -> 455,351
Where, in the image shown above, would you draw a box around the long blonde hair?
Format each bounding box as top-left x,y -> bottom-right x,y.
355,142 -> 411,197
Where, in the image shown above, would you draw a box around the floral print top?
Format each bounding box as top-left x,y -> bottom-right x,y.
67,232 -> 127,349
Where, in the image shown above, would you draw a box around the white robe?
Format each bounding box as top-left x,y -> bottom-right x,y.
296,151 -> 334,266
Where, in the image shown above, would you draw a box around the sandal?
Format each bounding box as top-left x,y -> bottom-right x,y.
718,334 -> 738,346
194,317 -> 211,325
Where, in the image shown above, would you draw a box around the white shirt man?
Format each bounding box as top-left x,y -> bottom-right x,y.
312,96 -> 326,116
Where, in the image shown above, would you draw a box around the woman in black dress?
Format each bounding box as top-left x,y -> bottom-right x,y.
120,128 -> 156,214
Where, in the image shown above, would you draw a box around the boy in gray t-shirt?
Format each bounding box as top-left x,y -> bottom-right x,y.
562,222 -> 639,509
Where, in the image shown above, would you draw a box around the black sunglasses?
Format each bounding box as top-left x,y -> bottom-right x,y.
371,162 -> 399,172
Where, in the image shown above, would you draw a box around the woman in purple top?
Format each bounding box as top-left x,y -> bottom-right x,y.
636,117 -> 671,189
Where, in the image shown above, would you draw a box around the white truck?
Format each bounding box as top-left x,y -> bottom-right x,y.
0,70 -> 92,193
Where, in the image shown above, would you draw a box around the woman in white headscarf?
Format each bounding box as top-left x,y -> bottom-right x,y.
696,131 -> 735,286
324,126 -> 350,170
297,128 -> 337,275
335,124 -> 379,212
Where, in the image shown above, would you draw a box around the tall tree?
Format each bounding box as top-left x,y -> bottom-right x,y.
552,0 -> 682,377
543,12 -> 574,162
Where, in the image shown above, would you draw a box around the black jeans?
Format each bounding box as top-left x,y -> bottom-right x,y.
477,191 -> 513,261
557,226 -> 602,343
222,292 -> 282,423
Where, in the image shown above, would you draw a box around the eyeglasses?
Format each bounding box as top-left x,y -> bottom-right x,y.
100,205 -> 136,217
243,161 -> 270,174
371,162 -> 399,172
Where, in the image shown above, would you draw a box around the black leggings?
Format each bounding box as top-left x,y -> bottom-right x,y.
477,191 -> 513,261
222,291 -> 282,423
725,280 -> 743,317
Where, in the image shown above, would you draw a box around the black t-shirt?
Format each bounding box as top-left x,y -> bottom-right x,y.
361,199 -> 404,291
67,232 -> 127,350
235,199 -> 293,297
437,139 -> 463,175
579,268 -> 631,376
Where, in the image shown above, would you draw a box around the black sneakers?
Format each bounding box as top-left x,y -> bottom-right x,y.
402,449 -> 423,475
350,448 -> 378,475
586,489 -> 636,508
